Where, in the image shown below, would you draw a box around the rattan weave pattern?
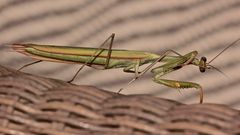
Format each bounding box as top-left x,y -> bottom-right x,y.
0,65 -> 239,135
1,0 -> 240,107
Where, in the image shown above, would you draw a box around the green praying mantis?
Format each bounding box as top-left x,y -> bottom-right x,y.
12,33 -> 240,103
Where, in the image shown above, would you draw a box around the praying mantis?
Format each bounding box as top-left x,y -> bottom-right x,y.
12,33 -> 240,103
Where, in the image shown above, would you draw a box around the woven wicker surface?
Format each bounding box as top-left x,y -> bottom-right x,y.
0,65 -> 239,135
0,0 -> 240,108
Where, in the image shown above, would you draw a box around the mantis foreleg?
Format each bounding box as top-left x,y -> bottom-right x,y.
118,50 -> 184,93
151,51 -> 203,103
153,77 -> 203,103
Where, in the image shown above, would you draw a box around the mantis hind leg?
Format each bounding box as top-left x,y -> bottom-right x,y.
18,60 -> 42,71
68,33 -> 115,83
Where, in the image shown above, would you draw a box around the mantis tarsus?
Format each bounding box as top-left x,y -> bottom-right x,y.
12,33 -> 240,103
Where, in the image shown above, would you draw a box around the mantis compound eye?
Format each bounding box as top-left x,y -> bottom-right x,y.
199,56 -> 207,73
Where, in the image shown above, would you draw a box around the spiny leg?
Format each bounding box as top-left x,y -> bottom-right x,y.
182,51 -> 198,66
117,49 -> 184,93
153,75 -> 203,104
68,33 -> 115,83
18,60 -> 42,71
151,52 -> 203,103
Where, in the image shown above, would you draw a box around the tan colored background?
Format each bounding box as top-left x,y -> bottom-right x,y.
0,0 -> 240,108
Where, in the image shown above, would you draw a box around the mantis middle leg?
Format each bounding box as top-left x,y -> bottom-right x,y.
18,60 -> 42,71
68,33 -> 115,83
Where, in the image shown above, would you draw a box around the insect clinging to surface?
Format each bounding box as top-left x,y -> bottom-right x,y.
11,33 -> 240,104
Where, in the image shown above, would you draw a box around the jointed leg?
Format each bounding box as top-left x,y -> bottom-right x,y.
105,33 -> 115,69
68,33 -> 115,83
117,49 -> 184,93
118,50 -> 203,103
18,60 -> 42,71
151,52 -> 203,103
123,61 -> 140,77
151,51 -> 203,103
153,73 -> 203,104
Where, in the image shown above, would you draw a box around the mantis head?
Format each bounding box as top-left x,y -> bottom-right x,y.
199,56 -> 207,73
198,38 -> 240,74
198,56 -> 225,77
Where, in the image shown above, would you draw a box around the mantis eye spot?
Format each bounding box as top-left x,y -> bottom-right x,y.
199,57 -> 207,73
200,67 -> 206,73
201,57 -> 207,62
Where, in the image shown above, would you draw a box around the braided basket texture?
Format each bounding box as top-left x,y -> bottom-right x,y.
0,65 -> 239,135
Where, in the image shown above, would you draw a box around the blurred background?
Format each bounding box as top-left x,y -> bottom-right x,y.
0,0 -> 240,108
